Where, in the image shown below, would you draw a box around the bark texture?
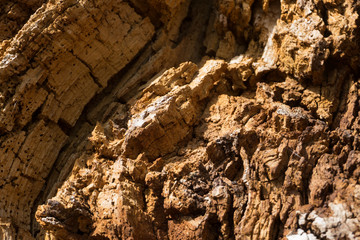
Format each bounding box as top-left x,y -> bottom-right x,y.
0,0 -> 360,239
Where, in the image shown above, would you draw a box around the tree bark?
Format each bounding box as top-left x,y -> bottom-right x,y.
0,0 -> 359,239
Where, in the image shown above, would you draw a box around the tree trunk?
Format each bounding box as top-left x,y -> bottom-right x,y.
0,0 -> 359,239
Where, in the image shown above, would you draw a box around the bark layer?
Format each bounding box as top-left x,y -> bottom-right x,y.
0,0 -> 359,239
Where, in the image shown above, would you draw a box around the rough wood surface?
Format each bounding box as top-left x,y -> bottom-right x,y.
0,0 -> 359,239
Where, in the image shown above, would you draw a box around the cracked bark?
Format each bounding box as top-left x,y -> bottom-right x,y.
1,0 -> 360,239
